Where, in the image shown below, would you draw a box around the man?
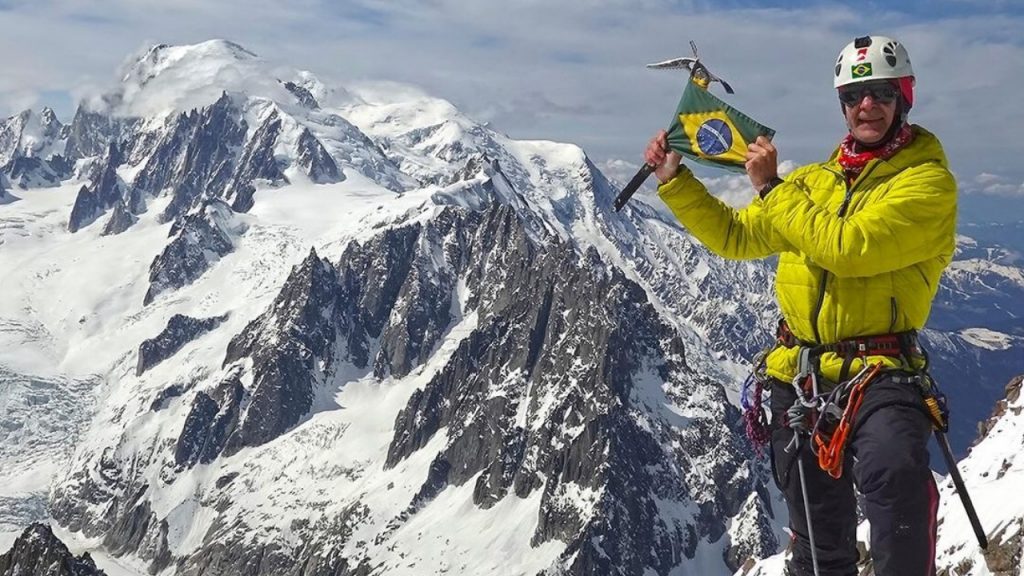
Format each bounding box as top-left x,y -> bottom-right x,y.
644,36 -> 956,576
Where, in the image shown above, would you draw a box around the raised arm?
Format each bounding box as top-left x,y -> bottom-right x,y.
658,168 -> 792,260
761,162 -> 956,277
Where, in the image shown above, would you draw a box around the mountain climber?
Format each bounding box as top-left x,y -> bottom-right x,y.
643,35 -> 956,576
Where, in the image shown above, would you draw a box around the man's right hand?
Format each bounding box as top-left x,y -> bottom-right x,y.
644,130 -> 683,184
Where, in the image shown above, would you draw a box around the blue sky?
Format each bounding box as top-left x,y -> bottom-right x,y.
1,0 -> 1022,215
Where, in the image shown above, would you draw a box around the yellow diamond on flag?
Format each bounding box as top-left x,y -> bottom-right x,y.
851,63 -> 873,78
678,110 -> 750,164
663,78 -> 775,173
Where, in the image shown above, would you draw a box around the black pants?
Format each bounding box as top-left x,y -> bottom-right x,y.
770,374 -> 939,576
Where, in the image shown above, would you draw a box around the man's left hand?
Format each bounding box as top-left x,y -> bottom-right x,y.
745,136 -> 778,190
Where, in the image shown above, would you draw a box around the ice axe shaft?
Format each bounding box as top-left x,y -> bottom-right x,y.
935,429 -> 988,549
614,40 -> 733,213
613,163 -> 654,212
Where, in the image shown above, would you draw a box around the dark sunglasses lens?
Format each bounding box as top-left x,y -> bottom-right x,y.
839,90 -> 861,105
872,85 -> 899,103
839,83 -> 899,105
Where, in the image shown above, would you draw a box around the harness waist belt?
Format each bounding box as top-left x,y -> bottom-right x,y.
775,319 -> 919,359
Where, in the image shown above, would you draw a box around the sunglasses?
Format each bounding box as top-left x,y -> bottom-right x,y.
838,82 -> 900,106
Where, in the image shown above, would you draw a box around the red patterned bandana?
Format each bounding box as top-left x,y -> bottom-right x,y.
837,123 -> 914,180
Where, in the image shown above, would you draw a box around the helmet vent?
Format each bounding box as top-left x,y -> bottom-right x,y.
883,42 -> 900,67
854,36 -> 872,48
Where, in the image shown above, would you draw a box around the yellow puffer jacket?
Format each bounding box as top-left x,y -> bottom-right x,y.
657,125 -> 957,384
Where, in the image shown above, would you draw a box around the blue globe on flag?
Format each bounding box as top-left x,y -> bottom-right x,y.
696,119 -> 733,156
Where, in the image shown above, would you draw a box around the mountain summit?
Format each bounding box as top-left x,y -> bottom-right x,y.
0,40 -> 1021,576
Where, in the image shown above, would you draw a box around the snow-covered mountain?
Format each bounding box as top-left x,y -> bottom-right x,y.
0,524 -> 106,575
0,39 -> 1020,576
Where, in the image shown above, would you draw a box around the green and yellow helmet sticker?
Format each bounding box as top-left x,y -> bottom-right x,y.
851,62 -> 873,78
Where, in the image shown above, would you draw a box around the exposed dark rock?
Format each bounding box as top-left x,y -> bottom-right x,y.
0,111 -> 28,166
976,375 -> 1023,445
176,505 -> 374,576
101,488 -> 172,574
143,200 -> 238,305
228,182 -> 256,213
0,108 -> 70,189
371,202 -> 752,576
51,446 -> 127,538
225,109 -> 287,213
0,523 -> 106,575
333,211 -> 477,380
220,248 -> 339,454
137,314 -> 228,376
130,113 -> 196,200
214,473 -> 239,490
982,518 -> 1023,575
723,493 -> 781,573
161,93 -> 247,222
50,177 -> 764,576
411,456 -> 452,510
68,144 -> 128,233
335,225 -> 420,370
4,155 -> 67,189
314,113 -> 407,193
90,144 -> 125,209
149,384 -> 186,412
296,128 -> 342,183
64,105 -> 116,162
68,185 -> 103,233
174,371 -> 246,467
283,80 -> 320,109
101,201 -> 137,236
126,185 -> 146,215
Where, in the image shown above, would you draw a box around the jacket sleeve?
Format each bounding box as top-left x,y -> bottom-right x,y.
657,166 -> 793,260
761,162 -> 957,278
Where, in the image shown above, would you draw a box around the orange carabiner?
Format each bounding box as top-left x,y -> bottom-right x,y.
813,362 -> 883,479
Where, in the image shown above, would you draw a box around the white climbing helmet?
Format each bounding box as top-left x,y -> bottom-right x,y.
834,35 -> 914,87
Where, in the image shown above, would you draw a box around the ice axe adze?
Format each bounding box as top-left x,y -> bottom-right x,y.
613,41 -> 736,212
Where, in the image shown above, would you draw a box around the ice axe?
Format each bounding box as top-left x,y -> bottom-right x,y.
613,41 -> 771,212
645,40 -> 735,95
935,429 -> 988,549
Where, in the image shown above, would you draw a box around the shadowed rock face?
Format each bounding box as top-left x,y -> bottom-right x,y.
174,370 -> 246,467
0,523 -> 106,576
69,143 -> 130,233
226,109 -> 287,213
0,108 -> 71,190
64,105 -> 116,163
296,128 -> 343,184
68,185 -> 103,233
215,247 -> 341,457
101,201 -> 138,236
50,196 -> 767,576
375,205 -> 753,576
283,81 -> 320,110
137,314 -> 228,376
143,199 -> 239,305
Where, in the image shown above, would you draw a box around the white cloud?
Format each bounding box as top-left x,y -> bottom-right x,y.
964,172 -> 1024,197
0,0 -> 1021,194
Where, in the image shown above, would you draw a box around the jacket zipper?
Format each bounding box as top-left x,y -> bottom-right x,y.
889,297 -> 898,333
810,162 -> 879,343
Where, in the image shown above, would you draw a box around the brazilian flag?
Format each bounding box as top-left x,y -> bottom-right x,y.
666,80 -> 775,173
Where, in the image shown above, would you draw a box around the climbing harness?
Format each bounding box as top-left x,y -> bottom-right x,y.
811,361 -> 884,479
741,319 -> 989,566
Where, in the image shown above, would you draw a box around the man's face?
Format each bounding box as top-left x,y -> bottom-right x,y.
839,80 -> 900,145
